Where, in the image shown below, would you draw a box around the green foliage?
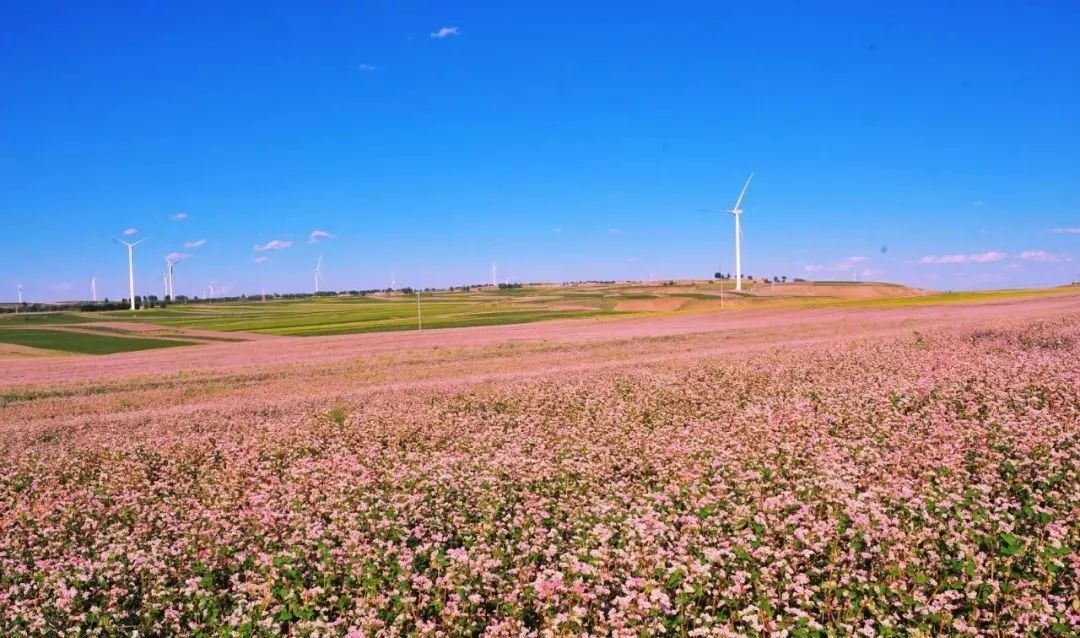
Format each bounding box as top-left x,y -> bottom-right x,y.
0,329 -> 196,354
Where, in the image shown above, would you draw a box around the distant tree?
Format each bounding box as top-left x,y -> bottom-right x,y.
781,276 -> 787,283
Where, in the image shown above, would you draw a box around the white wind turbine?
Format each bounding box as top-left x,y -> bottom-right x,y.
17,284 -> 23,308
117,237 -> 145,310
313,256 -> 323,294
703,174 -> 753,292
91,276 -> 97,302
390,272 -> 396,291
491,262 -> 497,287
208,281 -> 215,303
164,255 -> 177,300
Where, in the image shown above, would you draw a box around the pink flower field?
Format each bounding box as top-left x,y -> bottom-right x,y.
1,304 -> 1078,636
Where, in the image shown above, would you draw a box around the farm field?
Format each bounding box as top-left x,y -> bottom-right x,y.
0,328 -> 198,355
95,281 -> 935,337
1,292 -> 1077,635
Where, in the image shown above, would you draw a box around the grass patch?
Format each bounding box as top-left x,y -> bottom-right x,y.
0,329 -> 197,354
0,312 -> 95,325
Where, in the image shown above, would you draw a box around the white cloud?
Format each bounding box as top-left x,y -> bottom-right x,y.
860,268 -> 884,278
552,227 -> 562,233
609,228 -> 621,236
358,64 -> 378,72
971,200 -> 984,207
122,228 -> 138,236
183,239 -> 207,249
253,256 -> 269,264
171,212 -> 189,221
1017,250 -> 1067,263
253,239 -> 293,251
308,230 -> 334,244
803,256 -> 867,273
166,252 -> 191,263
918,251 -> 1007,265
835,256 -> 867,271
48,282 -> 73,291
430,26 -> 459,39
1050,227 -> 1080,235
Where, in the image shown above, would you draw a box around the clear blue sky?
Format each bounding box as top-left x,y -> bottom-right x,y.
2,1 -> 1078,301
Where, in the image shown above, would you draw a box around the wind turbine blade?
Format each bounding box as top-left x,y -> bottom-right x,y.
732,173 -> 754,212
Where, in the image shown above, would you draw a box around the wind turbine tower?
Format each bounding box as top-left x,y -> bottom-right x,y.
719,174 -> 753,292
91,276 -> 97,302
314,256 -> 323,294
165,256 -> 177,300
17,284 -> 23,306
118,238 -> 145,310
491,262 -> 497,287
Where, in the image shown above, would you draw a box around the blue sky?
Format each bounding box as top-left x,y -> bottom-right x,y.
2,1 -> 1078,301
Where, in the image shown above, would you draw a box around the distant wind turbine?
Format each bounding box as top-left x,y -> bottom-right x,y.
491,262 -> 497,287
314,256 -> 323,294
17,284 -> 23,310
390,272 -> 396,291
208,281 -> 215,303
91,276 -> 97,302
702,173 -> 753,292
117,237 -> 145,310
164,255 -> 178,300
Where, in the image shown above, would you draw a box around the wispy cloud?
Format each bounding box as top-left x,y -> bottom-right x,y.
803,256 -> 867,273
358,64 -> 378,72
308,230 -> 334,244
918,251 -> 1007,265
183,239 -> 207,249
122,228 -> 138,236
171,212 -> 189,221
430,26 -> 459,39
971,200 -> 984,207
552,227 -> 562,233
1017,250 -> 1068,263
609,228 -> 621,236
253,256 -> 269,264
253,239 -> 292,251
1050,227 -> 1080,235
165,252 -> 191,263
836,256 -> 867,271
48,282 -> 73,291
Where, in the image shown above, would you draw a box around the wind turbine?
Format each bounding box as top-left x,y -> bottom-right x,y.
313,256 -> 323,294
491,262 -> 497,287
17,284 -> 23,310
390,272 -> 396,292
208,281 -> 215,303
164,256 -> 177,300
117,237 -> 145,310
703,174 -> 753,292
91,276 -> 97,302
